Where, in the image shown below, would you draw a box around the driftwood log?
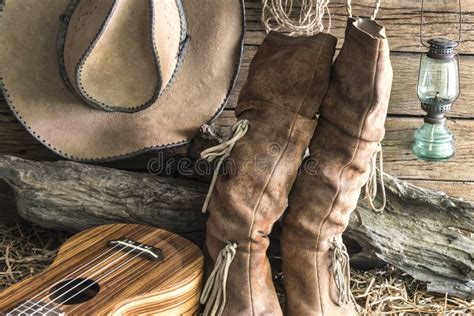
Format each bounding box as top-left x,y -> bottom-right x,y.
0,155 -> 472,298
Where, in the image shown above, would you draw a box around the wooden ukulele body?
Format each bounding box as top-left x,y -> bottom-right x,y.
0,224 -> 203,315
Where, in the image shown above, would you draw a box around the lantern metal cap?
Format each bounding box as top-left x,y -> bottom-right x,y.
427,38 -> 457,59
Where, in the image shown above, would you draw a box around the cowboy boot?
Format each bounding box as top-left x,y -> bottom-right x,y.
281,17 -> 392,316
199,30 -> 337,315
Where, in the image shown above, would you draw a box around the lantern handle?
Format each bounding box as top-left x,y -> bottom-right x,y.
420,0 -> 462,48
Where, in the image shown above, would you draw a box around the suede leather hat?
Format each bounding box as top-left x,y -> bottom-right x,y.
0,0 -> 244,161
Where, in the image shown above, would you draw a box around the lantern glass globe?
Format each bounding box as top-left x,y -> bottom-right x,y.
417,54 -> 459,107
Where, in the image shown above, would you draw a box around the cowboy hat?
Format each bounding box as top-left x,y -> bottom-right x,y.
0,0 -> 244,161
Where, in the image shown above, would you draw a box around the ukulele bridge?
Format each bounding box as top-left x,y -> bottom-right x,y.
108,238 -> 164,261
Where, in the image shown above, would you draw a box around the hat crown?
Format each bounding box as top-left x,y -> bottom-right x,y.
61,0 -> 186,112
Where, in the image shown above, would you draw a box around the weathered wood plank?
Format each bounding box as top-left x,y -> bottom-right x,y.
1,103 -> 474,185
383,117 -> 474,182
1,100 -> 473,184
214,111 -> 474,185
372,117 -> 470,183
388,53 -> 474,118
244,0 -> 474,53
227,48 -> 474,118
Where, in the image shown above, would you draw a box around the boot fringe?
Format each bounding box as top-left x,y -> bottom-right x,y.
200,120 -> 249,213
330,235 -> 354,306
200,241 -> 238,316
365,142 -> 386,213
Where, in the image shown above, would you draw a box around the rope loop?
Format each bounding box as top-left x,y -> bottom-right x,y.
365,142 -> 386,213
200,120 -> 249,213
261,0 -> 332,35
346,0 -> 381,20
200,241 -> 238,316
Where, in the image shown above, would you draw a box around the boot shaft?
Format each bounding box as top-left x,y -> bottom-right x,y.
318,18 -> 392,146
314,17 -> 393,239
202,31 -> 337,316
282,17 -> 392,316
238,31 -> 337,119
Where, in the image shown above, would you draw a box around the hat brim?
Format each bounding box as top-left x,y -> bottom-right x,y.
0,0 -> 244,162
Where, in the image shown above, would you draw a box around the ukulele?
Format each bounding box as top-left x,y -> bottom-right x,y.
0,224 -> 203,315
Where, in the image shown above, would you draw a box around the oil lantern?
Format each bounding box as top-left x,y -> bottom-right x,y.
412,38 -> 460,160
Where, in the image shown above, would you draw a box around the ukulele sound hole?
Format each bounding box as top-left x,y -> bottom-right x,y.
49,278 -> 100,305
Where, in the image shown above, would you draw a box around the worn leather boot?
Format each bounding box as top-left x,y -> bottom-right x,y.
282,17 -> 392,316
199,31 -> 337,315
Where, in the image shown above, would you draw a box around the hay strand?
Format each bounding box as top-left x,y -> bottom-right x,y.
0,223 -> 68,290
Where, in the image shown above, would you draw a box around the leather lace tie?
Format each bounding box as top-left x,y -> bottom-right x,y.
329,235 -> 354,306
346,0 -> 381,20
200,120 -> 249,213
200,241 -> 238,316
365,142 -> 386,213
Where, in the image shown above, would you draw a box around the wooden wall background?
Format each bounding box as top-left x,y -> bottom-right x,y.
1,0 -> 474,220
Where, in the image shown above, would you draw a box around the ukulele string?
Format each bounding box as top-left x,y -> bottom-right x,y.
64,249 -> 153,315
12,245 -> 123,315
14,243 -> 124,316
39,244 -> 146,315
64,258 -> 153,316
36,245 -> 141,314
65,258 -> 150,316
